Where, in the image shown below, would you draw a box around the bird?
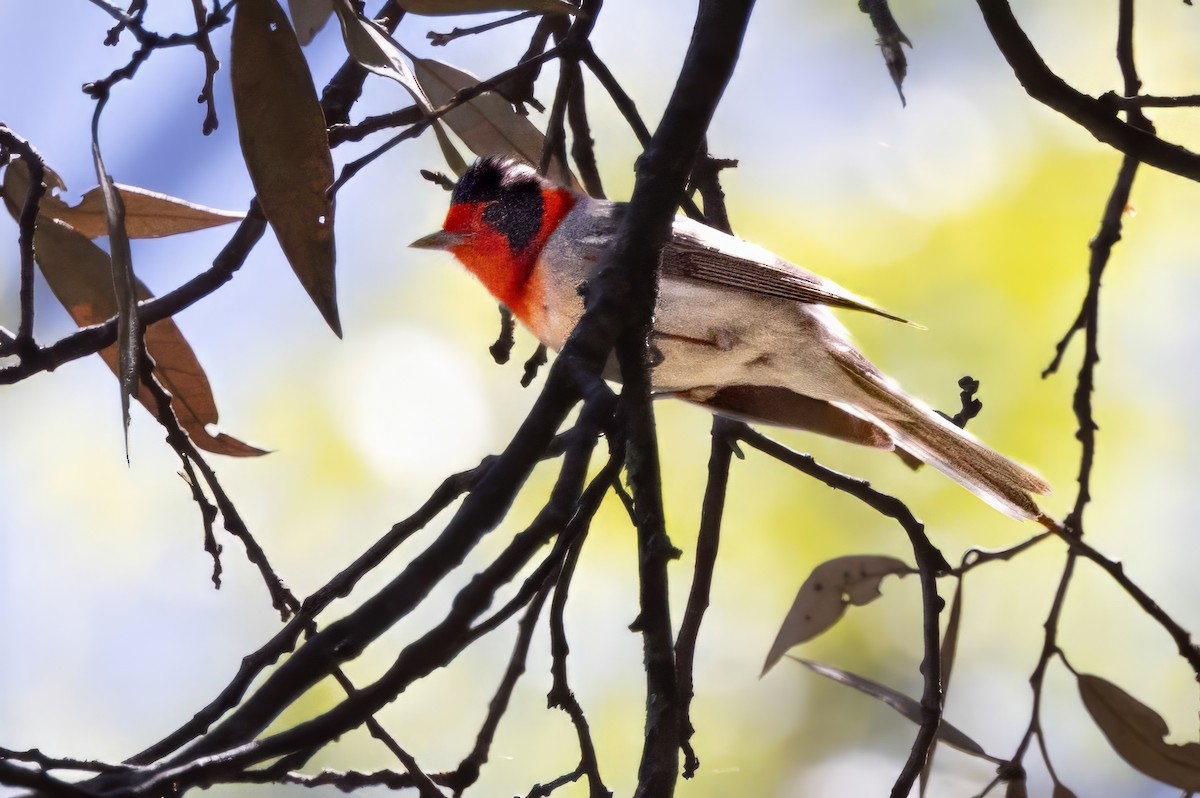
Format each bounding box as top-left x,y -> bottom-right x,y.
410,157 -> 1050,519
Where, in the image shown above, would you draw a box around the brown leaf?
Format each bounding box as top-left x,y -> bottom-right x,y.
762,555 -> 913,674
431,120 -> 469,177
412,57 -> 580,190
288,0 -> 334,45
231,0 -> 340,335
3,160 -> 243,241
398,0 -> 578,15
65,185 -> 244,239
788,657 -> 996,760
1078,673 -> 1200,790
330,0 -> 431,110
1052,782 -> 1080,798
28,218 -> 265,457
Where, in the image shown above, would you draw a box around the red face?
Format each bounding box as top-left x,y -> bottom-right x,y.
437,187 -> 577,320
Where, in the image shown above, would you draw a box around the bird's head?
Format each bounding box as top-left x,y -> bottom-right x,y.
410,157 -> 577,312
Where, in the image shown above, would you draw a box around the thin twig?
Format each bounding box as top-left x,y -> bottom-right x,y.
566,62 -> 606,198
0,126 -> 46,355
139,359 -> 296,617
673,417 -> 736,778
0,748 -> 131,774
975,0 -> 1200,182
1101,91 -> 1200,109
733,424 -> 948,798
189,0 -> 221,134
427,11 -> 538,46
547,531 -> 609,797
445,579 -> 555,795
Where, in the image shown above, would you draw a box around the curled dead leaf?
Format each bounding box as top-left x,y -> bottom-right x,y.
23,218 -> 265,457
762,555 -> 913,674
91,141 -> 142,457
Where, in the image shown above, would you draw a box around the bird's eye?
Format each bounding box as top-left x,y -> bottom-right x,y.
479,190 -> 542,251
481,200 -> 506,228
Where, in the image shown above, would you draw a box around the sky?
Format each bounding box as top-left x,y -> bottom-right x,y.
3,1 -> 1200,797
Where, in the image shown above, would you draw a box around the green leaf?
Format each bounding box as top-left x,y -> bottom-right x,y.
762,555 -> 913,674
231,0 -> 340,335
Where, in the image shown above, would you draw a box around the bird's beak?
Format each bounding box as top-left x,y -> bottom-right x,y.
409,230 -> 468,250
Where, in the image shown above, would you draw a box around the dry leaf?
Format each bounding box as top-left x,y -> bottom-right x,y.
331,0 -> 431,111
432,120 -> 469,176
2,162 -> 261,456
29,219 -> 264,457
3,161 -> 243,241
1052,782 -> 1079,798
91,142 -> 142,456
762,555 -> 913,674
1078,673 -> 1200,790
288,0 -> 334,44
788,657 -> 995,759
398,0 -> 578,15
231,0 -> 340,335
63,184 -> 242,239
412,57 -> 579,189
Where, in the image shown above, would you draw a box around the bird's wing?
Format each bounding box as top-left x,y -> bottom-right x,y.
674,384 -> 895,448
662,218 -> 915,325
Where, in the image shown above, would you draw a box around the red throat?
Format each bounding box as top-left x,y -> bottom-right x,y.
445,187 -> 576,322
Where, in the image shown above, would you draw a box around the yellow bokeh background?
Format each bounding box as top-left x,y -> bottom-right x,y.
3,2 -> 1200,797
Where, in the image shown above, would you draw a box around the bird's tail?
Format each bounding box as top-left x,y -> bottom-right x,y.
835,354 -> 1050,519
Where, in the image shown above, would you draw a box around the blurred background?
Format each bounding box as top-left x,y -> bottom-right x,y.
3,1 -> 1200,795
